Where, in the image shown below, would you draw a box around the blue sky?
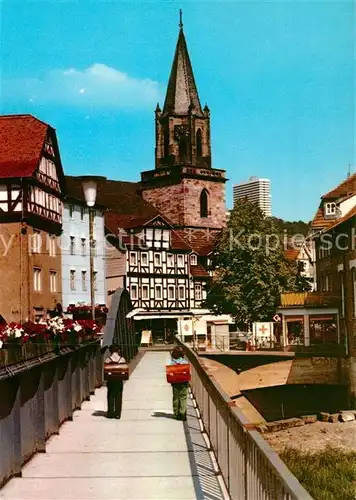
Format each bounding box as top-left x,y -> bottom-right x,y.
1,0 -> 354,221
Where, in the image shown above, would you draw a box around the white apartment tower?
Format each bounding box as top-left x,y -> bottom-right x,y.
233,177 -> 272,217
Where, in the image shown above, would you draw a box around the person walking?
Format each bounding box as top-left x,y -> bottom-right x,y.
104,344 -> 126,419
169,346 -> 189,421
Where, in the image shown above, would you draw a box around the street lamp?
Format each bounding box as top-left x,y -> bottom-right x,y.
77,176 -> 106,321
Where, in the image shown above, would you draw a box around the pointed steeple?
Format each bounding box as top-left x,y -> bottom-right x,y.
163,15 -> 203,116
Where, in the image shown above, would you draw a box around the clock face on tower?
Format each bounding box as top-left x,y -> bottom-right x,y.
174,125 -> 189,141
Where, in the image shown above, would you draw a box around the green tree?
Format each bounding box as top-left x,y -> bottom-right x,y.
204,200 -> 306,329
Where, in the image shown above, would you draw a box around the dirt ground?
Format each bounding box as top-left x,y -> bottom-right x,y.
200,356 -> 356,455
264,420 -> 356,454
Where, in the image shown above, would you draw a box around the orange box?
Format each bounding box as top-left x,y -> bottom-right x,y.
166,363 -> 191,384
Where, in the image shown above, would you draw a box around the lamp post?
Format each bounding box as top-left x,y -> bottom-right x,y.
77,176 -> 106,321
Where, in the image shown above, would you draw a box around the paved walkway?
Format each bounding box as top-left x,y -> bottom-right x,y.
1,352 -> 226,500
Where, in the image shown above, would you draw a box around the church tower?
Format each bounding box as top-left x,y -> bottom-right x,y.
141,14 -> 226,231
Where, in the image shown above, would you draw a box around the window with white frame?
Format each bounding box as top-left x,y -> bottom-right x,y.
154,253 -> 162,266
32,230 -> 42,253
131,284 -> 138,300
80,206 -> 85,220
81,238 -> 86,257
325,202 -> 336,216
69,205 -> 74,219
50,271 -> 57,293
93,271 -> 98,291
33,268 -> 42,291
168,285 -> 175,300
130,252 -> 137,265
49,235 -> 56,257
141,252 -> 148,267
178,285 -> 185,300
142,285 -> 149,299
177,255 -> 184,267
155,284 -> 163,299
70,236 -> 75,256
195,284 -> 202,300
70,270 -> 76,291
167,254 -> 174,267
190,254 -> 197,266
82,271 -> 87,292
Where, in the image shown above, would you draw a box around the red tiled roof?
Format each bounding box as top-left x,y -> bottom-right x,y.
66,176 -> 158,218
285,248 -> 299,261
105,212 -> 153,232
0,114 -> 48,178
323,173 -> 356,199
170,230 -> 192,251
190,264 -> 209,277
324,205 -> 356,233
311,174 -> 356,230
175,229 -> 221,256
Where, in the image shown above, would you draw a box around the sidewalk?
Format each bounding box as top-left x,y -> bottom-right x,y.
1,351 -> 226,500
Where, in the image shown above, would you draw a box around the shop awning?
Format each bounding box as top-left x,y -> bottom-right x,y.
126,309 -> 213,320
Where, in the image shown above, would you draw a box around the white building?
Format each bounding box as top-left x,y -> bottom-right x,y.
61,176 -> 106,309
233,176 -> 272,217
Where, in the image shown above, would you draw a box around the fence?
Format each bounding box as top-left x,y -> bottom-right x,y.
0,341 -> 103,488
181,342 -> 313,500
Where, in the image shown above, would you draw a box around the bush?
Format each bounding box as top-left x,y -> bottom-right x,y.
280,446 -> 356,500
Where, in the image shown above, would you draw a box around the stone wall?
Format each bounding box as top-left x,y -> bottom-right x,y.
142,177 -> 226,229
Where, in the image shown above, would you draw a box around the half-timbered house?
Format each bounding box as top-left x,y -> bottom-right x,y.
0,115 -> 65,322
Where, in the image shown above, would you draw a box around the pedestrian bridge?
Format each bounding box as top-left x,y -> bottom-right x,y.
0,345 -> 312,500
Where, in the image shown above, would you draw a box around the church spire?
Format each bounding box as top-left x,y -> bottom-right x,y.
162,15 -> 203,116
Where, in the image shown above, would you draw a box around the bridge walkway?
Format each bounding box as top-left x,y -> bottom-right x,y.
0,351 -> 226,500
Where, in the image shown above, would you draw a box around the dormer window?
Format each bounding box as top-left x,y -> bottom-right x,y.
190,254 -> 197,266
325,202 -> 336,216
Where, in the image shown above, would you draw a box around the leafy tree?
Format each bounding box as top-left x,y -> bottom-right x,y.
204,200 -> 308,329
270,217 -> 310,237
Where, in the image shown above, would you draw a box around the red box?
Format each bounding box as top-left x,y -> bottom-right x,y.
166,363 -> 191,384
104,363 -> 129,381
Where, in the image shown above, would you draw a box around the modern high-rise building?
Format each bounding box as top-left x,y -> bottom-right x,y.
233,176 -> 272,217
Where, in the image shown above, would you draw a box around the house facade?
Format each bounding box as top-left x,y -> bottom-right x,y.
0,115 -> 64,322
61,176 -> 106,309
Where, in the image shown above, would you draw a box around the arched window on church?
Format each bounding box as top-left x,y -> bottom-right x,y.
164,129 -> 169,157
179,135 -> 188,162
196,129 -> 202,157
200,189 -> 209,218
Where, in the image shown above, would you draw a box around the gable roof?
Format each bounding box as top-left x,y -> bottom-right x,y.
162,27 -> 203,116
311,174 -> 356,230
323,173 -> 356,200
285,248 -> 300,261
176,229 -> 221,255
66,176 -> 158,218
0,114 -> 48,178
105,211 -> 192,251
323,205 -> 356,233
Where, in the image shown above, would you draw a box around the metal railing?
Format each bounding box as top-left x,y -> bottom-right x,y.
181,342 -> 313,500
0,341 -> 103,488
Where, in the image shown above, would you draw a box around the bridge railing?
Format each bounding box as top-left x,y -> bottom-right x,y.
181,342 -> 313,500
0,341 -> 102,488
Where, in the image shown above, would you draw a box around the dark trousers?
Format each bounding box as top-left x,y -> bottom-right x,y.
107,380 -> 123,418
172,382 -> 188,419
